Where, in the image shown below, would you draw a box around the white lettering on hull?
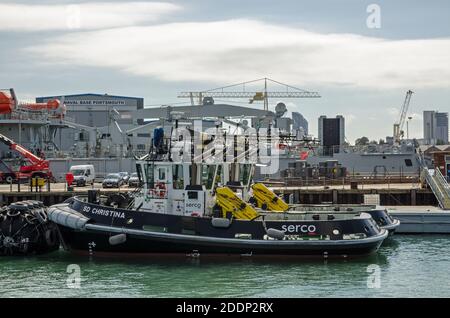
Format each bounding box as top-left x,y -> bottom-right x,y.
281,224 -> 317,234
82,206 -> 126,219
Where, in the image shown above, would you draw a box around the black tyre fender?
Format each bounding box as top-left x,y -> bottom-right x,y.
9,202 -> 29,212
6,210 -> 21,218
45,228 -> 58,247
24,213 -> 37,225
35,210 -> 48,224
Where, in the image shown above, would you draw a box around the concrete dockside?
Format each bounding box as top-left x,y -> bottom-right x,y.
388,206 -> 450,234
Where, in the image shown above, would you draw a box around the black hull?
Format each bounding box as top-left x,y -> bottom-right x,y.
289,205 -> 400,235
49,198 -> 388,257
59,225 -> 386,257
365,210 -> 400,235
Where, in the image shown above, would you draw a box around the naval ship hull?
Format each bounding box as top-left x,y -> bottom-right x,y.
48,198 -> 388,257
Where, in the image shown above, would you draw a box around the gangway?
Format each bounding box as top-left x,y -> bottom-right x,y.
421,168 -> 450,210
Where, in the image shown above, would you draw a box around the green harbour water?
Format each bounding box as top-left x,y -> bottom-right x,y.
1,235 -> 450,298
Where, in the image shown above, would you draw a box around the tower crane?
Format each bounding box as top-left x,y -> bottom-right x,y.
178,78 -> 320,111
393,90 -> 413,143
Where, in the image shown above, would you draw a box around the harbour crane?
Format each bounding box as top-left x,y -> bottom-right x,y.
178,78 -> 321,111
393,90 -> 414,143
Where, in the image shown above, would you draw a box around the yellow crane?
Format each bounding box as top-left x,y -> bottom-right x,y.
178,78 -> 321,111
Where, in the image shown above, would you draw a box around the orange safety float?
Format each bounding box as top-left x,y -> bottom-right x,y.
22,99 -> 60,111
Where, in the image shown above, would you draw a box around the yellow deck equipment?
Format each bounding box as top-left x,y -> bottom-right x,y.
251,183 -> 289,212
215,187 -> 259,220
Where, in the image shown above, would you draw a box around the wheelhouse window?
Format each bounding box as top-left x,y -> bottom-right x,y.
158,168 -> 166,180
173,164 -> 184,190
215,165 -> 223,187
136,164 -> 143,182
239,164 -> 252,187
404,159 -> 413,167
145,163 -> 154,188
201,165 -> 216,189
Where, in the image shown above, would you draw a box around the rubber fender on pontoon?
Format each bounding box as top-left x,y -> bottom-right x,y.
47,207 -> 89,230
211,217 -> 231,228
109,233 -> 127,246
0,202 -> 60,256
266,228 -> 285,240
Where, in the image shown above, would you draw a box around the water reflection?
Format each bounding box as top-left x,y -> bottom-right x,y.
1,235 -> 450,297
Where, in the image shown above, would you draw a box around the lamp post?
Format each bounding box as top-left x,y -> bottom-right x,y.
407,116 -> 413,139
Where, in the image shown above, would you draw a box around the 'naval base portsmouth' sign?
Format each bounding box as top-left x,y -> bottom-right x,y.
65,100 -> 126,106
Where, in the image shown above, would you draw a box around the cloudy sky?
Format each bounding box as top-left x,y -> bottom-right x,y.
1,0 -> 449,142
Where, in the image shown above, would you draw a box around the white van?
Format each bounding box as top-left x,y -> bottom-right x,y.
69,165 -> 96,186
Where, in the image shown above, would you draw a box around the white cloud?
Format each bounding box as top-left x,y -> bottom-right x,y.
387,107 -> 400,116
27,19 -> 450,89
0,2 -> 180,31
343,114 -> 356,124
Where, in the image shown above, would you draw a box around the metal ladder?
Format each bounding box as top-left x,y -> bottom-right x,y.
421,167 -> 450,210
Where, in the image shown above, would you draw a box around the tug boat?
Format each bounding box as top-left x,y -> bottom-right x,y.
48,126 -> 388,257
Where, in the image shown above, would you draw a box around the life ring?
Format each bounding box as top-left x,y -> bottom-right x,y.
155,182 -> 167,198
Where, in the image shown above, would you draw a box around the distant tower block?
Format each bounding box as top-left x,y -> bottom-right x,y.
318,115 -> 345,155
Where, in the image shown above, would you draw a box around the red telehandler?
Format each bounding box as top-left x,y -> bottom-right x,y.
0,133 -> 53,182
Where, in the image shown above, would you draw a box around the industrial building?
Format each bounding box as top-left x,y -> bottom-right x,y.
318,115 -> 345,155
423,110 -> 449,145
36,93 -> 146,157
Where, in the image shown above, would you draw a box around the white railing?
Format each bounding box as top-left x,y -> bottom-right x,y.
422,168 -> 450,210
435,168 -> 450,195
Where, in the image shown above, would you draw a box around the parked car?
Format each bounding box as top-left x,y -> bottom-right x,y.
128,172 -> 141,187
102,173 -> 124,188
69,164 -> 95,186
118,172 -> 130,184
